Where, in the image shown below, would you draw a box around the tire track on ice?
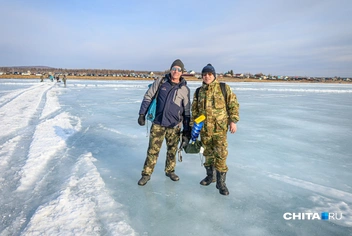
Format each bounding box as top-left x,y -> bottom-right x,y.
0,82 -> 47,109
0,83 -> 79,235
0,83 -> 55,234
0,83 -> 54,142
22,152 -> 136,236
0,83 -> 55,191
0,83 -> 55,192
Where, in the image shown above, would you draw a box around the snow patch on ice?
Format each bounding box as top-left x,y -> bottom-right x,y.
40,87 -> 61,119
0,83 -> 53,138
17,112 -> 81,191
22,152 -> 136,236
267,172 -> 352,227
0,136 -> 21,188
303,195 -> 352,227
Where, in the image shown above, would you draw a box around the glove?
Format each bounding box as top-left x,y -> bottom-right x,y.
138,114 -> 146,126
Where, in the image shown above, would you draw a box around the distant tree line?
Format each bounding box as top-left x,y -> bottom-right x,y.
0,66 -> 164,76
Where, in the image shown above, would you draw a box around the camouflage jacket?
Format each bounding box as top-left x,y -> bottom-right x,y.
191,80 -> 239,135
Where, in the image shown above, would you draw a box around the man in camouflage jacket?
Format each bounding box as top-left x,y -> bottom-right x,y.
191,64 -> 239,195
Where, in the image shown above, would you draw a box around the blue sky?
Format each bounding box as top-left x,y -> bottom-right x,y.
1,0 -> 352,77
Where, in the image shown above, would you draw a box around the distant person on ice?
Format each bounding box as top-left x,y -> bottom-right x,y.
137,59 -> 191,186
191,63 -> 240,195
63,74 -> 67,87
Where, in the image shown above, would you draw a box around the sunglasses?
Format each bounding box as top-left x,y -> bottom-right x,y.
202,72 -> 213,77
171,67 -> 182,72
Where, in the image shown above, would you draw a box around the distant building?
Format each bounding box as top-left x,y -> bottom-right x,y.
182,70 -> 196,77
21,71 -> 31,76
254,73 -> 264,78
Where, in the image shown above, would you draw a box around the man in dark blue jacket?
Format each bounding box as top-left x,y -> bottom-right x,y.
137,59 -> 191,186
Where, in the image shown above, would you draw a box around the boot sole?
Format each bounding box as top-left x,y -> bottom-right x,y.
216,184 -> 229,195
165,173 -> 179,181
138,176 -> 150,186
138,181 -> 148,186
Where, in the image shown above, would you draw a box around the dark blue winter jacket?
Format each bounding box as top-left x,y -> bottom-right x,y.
139,74 -> 191,131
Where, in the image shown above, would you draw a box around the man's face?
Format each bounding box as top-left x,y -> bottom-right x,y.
202,72 -> 215,84
170,66 -> 182,80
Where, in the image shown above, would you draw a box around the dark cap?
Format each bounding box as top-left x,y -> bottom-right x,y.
202,63 -> 216,78
170,59 -> 184,72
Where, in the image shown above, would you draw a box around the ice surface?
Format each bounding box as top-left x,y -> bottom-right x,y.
0,79 -> 351,236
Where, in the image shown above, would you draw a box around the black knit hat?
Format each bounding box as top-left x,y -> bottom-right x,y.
170,59 -> 184,72
202,63 -> 216,78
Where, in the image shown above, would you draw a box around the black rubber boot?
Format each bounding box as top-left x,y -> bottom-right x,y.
216,171 -> 229,195
165,171 -> 179,181
138,175 -> 151,186
200,166 -> 216,186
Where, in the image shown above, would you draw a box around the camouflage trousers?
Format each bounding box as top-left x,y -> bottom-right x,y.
141,124 -> 181,176
201,131 -> 229,172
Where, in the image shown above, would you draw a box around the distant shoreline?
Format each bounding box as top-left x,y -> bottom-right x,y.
0,74 -> 350,84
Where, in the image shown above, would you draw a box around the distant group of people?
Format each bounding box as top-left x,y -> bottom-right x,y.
40,74 -> 67,87
137,59 -> 240,196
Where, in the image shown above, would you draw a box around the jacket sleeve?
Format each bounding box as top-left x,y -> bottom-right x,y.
190,89 -> 200,127
226,85 -> 240,123
182,86 -> 191,131
138,77 -> 163,115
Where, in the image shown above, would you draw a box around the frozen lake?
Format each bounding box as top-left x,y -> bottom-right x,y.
0,79 -> 352,236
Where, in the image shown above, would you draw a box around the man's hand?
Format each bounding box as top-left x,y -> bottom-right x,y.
229,122 -> 237,133
138,114 -> 146,126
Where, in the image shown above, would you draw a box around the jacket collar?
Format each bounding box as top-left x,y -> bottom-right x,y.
202,78 -> 218,89
165,73 -> 187,87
